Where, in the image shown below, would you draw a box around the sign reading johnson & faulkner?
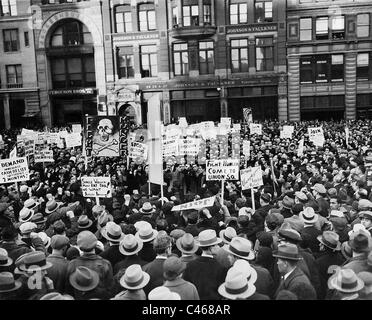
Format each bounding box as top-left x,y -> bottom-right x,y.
226,23 -> 278,34
49,88 -> 96,96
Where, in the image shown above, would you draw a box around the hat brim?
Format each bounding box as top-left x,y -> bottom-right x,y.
317,235 -> 341,251
197,237 -> 223,248
19,261 -> 53,273
0,257 -> 13,267
135,229 -> 158,243
218,283 -> 256,300
224,247 -> 255,261
120,271 -> 150,290
219,230 -> 236,245
119,240 -> 144,256
0,280 -> 22,293
19,214 -> 35,223
176,238 -> 199,254
101,228 -> 125,243
300,213 -> 319,224
32,218 -> 47,224
328,275 -> 365,293
78,220 -> 94,229
69,272 -> 100,292
272,252 -> 303,261
45,202 -> 63,214
139,209 -> 156,215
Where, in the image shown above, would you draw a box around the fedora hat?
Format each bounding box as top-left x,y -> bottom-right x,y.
92,205 -> 106,218
317,231 -> 341,251
218,267 -> 256,300
69,266 -> 99,292
97,211 -> 113,228
30,212 -> 47,225
348,223 -> 367,238
139,202 -> 156,215
348,230 -> 372,253
341,241 -> 353,261
18,252 -> 52,272
135,222 -> 158,243
176,233 -> 198,254
37,232 -> 51,249
328,269 -> 364,293
0,272 -> 22,293
101,222 -> 124,243
233,259 -> 258,284
78,215 -> 93,229
0,249 -> 12,267
19,207 -> 35,223
282,196 -> 294,209
299,207 -> 318,225
119,234 -> 143,256
273,243 -> 303,261
311,183 -> 326,194
44,200 -> 62,214
40,292 -> 74,300
278,226 -> 302,243
219,227 -> 237,244
295,191 -> 308,202
196,229 -> 222,247
148,286 -> 181,300
224,237 -> 255,260
360,211 -> 372,221
23,198 -> 39,210
19,222 -> 37,235
119,264 -> 150,290
163,256 -> 186,281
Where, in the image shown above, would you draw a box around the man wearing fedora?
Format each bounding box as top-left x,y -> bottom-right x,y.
99,222 -> 125,267
183,229 -> 226,300
0,271 -> 23,300
299,207 -> 322,254
176,233 -> 199,265
44,198 -> 80,231
327,268 -> 365,300
273,243 -> 316,300
136,221 -> 157,263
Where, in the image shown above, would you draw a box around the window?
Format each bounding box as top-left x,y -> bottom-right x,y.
255,0 -> 272,23
117,47 -> 134,79
315,55 -> 328,82
199,41 -> 214,74
331,16 -> 344,39
300,18 -> 312,41
50,20 -> 93,47
6,64 -> 22,85
331,54 -> 344,82
1,0 -> 16,16
24,31 -> 29,47
229,3 -> 247,25
316,17 -> 328,40
140,45 -> 157,77
231,39 -> 248,73
357,14 -> 370,38
172,7 -> 179,27
203,4 -> 211,25
115,5 -> 132,33
357,53 -> 370,81
50,56 -> 95,89
3,29 -> 19,52
183,5 -> 199,26
256,37 -> 273,71
300,56 -> 313,83
173,43 -> 188,76
138,4 -> 156,31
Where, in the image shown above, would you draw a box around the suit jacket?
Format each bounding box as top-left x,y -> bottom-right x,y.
251,264 -> 275,298
316,197 -> 330,218
143,257 -> 167,294
342,255 -> 370,274
164,278 -> 200,300
183,256 -> 226,300
300,226 -> 322,254
246,292 -> 270,300
183,224 -> 200,237
275,266 -> 316,300
46,254 -> 69,293
284,216 -> 304,233
138,242 -> 156,263
113,254 -> 147,276
99,244 -> 124,268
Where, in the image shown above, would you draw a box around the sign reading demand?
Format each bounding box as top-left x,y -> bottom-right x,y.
81,176 -> 112,198
0,157 -> 30,183
206,159 -> 239,181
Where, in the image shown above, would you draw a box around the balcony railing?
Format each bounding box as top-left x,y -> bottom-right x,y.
6,83 -> 23,89
0,83 -> 38,90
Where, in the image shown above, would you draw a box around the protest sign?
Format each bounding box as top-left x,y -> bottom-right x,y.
250,123 -> 262,135
58,130 -> 69,139
0,157 -> 30,183
81,176 -> 112,198
171,196 -> 216,212
163,138 -> 179,157
233,123 -> 241,131
240,166 -> 263,190
72,124 -> 82,133
65,133 -> 82,148
17,135 -> 25,149
179,117 -> 188,128
128,141 -> 148,160
35,133 -> 48,145
10,147 -> 17,159
243,140 -> 250,158
24,139 -> 35,157
206,159 -> 239,180
47,133 -> 60,145
280,125 -> 294,139
220,117 -> 231,127
34,149 -> 54,163
308,127 -> 324,146
178,138 -> 200,156
297,138 -> 304,157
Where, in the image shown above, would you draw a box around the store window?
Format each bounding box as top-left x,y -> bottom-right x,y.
300,56 -> 313,83
203,3 -> 212,25
331,54 -> 344,82
231,39 -> 248,73
357,53 -> 370,81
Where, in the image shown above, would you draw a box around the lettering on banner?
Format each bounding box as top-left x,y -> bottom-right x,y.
128,141 -> 148,160
240,166 -> 263,190
171,196 -> 216,211
178,138 -> 200,156
34,149 -> 54,163
0,157 -> 30,183
81,177 -> 112,198
206,159 -> 240,181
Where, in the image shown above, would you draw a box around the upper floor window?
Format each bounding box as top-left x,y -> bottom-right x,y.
331,16 -> 344,39
117,47 -> 134,79
1,0 -> 17,16
357,14 -> 370,38
140,45 -> 157,77
50,20 -> 93,47
115,5 -> 132,33
173,43 -> 189,76
203,4 -> 212,25
255,0 -> 272,23
300,18 -> 312,41
6,64 -> 22,85
3,29 -> 19,52
316,17 -> 328,40
230,3 -> 247,25
172,7 -> 179,27
199,41 -> 214,74
231,39 -> 248,73
183,5 -> 199,26
256,37 -> 274,71
24,32 -> 29,47
138,3 -> 156,31
357,53 -> 370,81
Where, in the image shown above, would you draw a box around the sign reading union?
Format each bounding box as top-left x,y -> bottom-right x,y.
226,23 -> 278,34
49,88 -> 96,96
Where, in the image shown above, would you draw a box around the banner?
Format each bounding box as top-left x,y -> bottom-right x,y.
128,141 -> 148,160
206,159 -> 240,181
250,123 -> 262,135
241,166 -> 264,190
171,196 -> 216,212
81,176 -> 112,198
178,138 -> 200,156
65,133 -> 82,148
34,149 -> 54,163
179,117 -> 188,128
0,157 -> 30,183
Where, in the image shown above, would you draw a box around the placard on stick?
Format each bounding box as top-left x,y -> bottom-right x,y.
81,176 -> 112,198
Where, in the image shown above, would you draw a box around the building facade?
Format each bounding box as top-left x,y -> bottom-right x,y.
103,0 -> 287,124
0,0 -> 40,129
287,0 -> 372,121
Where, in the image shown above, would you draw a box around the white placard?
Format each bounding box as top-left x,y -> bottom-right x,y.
24,138 -> 35,157
0,157 -> 30,183
65,133 -> 82,148
10,147 -> 17,159
171,196 -> 216,212
280,125 -> 294,139
250,123 -> 262,135
308,127 -> 324,146
178,138 -> 200,156
72,124 -> 82,133
206,159 -> 240,181
243,140 -> 250,158
81,176 -> 112,198
297,138 -> 304,157
240,166 -> 264,190
179,117 -> 188,128
128,141 -> 148,159
47,133 -> 60,145
220,117 -> 231,127
34,149 -> 54,163
163,138 -> 179,157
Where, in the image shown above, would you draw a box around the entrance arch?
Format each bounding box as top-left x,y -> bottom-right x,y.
118,102 -> 138,123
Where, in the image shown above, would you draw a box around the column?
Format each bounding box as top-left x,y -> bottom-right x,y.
3,94 -> 10,130
287,56 -> 300,122
220,87 -> 228,117
278,73 -> 288,121
345,52 -> 357,120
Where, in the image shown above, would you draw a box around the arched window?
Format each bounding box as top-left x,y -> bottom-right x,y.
50,19 -> 93,47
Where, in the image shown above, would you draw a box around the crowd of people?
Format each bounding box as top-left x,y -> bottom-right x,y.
0,119 -> 372,300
